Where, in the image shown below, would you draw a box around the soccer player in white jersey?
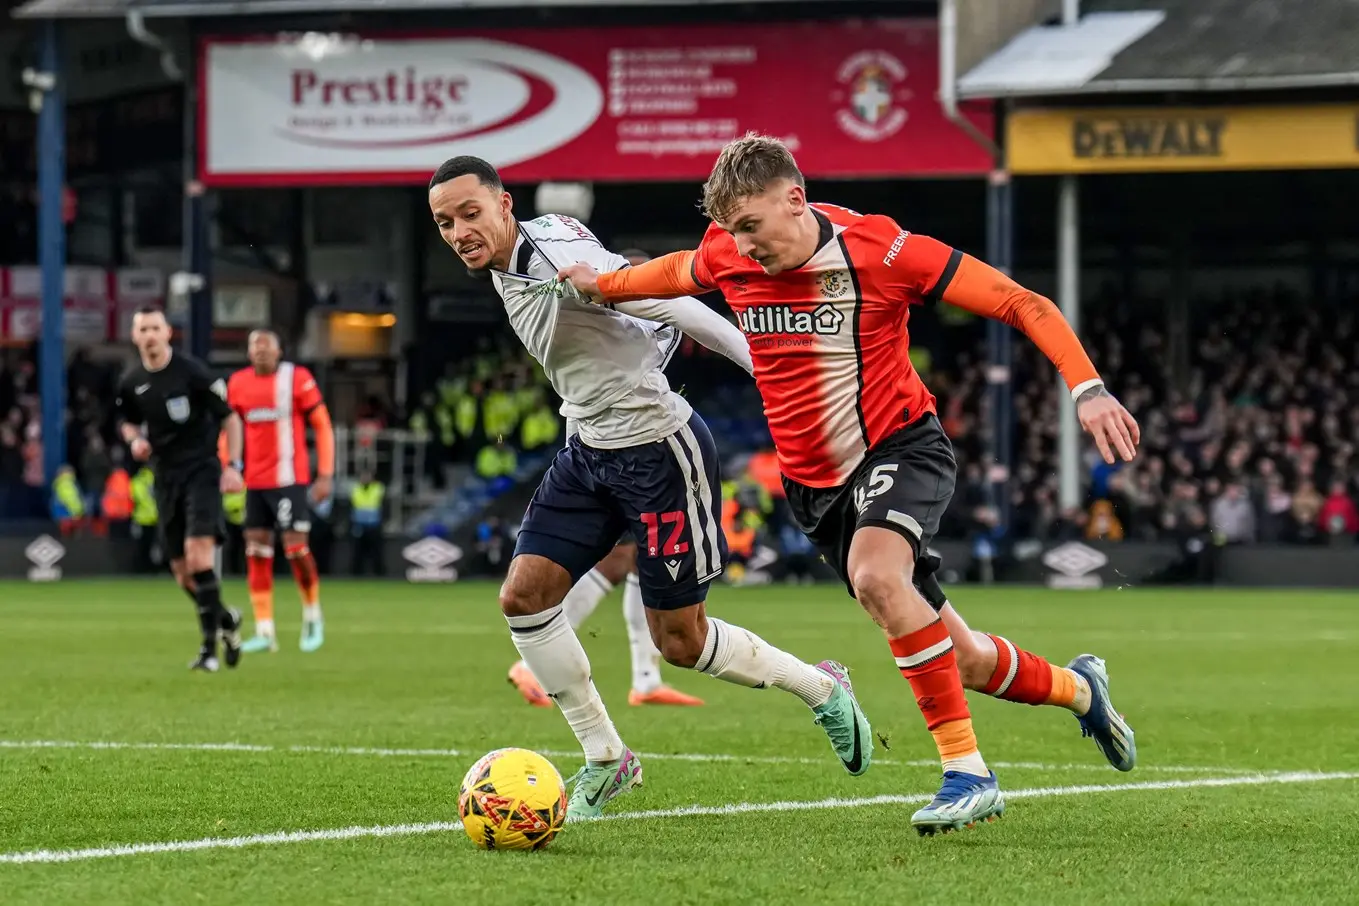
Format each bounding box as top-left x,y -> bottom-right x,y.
508,246 -> 706,710
430,157 -> 874,820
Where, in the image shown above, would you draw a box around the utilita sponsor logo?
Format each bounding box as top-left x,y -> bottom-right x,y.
736,303 -> 845,336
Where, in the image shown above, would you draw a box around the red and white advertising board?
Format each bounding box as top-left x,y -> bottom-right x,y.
0,267 -> 165,344
199,20 -> 993,186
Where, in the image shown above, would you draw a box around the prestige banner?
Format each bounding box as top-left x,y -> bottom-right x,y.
199,21 -> 993,186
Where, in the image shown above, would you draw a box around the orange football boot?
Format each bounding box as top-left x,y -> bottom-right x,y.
507,661 -> 552,707
628,685 -> 705,706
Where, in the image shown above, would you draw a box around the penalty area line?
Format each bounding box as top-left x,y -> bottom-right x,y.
0,739 -> 1256,775
2,770 -> 1356,865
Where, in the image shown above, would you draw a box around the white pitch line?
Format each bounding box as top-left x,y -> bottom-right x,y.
2,770 -> 1355,865
0,739 -> 1256,775
584,770 -> 1359,822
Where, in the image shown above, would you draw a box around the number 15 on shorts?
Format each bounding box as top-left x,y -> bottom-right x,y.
640,510 -> 689,558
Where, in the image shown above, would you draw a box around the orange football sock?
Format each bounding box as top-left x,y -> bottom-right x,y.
286,544 -> 321,613
890,620 -> 987,775
982,634 -> 1089,714
246,550 -> 275,634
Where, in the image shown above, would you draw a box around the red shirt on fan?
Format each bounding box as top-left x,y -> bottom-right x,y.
227,362 -> 324,490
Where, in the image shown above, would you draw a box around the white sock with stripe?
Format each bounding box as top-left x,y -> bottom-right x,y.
560,568 -> 613,630
506,605 -> 625,764
694,618 -> 835,709
622,574 -> 662,694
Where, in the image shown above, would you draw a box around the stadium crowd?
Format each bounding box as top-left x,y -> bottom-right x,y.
934,295 -> 1359,546
2,294 -> 1357,552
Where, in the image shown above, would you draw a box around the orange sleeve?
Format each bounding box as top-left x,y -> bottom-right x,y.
294,367 -> 324,413
596,250 -> 705,303
308,405 -> 335,477
218,431 -> 231,469
940,254 -> 1100,392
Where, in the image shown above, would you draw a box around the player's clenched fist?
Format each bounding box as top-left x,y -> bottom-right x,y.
1077,388 -> 1140,464
130,437 -> 152,462
556,263 -> 604,303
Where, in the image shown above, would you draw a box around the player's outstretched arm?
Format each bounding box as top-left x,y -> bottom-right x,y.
939,253 -> 1140,464
614,295 -> 753,375
559,251 -> 704,304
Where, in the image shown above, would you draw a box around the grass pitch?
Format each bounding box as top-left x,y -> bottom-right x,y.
1,579 -> 1357,905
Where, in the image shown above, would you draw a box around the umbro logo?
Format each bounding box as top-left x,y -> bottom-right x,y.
402,537 -> 463,582
1042,541 -> 1108,590
25,533 -> 65,581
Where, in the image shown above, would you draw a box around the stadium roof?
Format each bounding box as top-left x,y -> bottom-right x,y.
959,0 -> 1359,98
11,0 -> 849,17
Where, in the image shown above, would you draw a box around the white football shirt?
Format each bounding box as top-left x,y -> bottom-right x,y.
490,213 -> 749,449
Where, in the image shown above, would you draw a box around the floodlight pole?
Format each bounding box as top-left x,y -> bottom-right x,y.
31,20 -> 66,486
1057,1 -> 1083,511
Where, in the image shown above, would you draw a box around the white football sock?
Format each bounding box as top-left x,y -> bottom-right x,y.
560,568 -> 613,630
622,573 -> 662,694
255,617 -> 275,638
302,603 -> 322,622
694,617 -> 835,709
943,751 -> 990,777
505,604 -> 625,764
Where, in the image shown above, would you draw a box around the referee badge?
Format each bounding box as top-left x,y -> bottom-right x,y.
166,396 -> 191,423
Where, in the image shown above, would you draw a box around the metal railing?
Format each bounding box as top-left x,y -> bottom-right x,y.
333,426 -> 434,533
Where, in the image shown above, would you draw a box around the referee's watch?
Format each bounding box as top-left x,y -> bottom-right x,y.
229,459 -> 244,474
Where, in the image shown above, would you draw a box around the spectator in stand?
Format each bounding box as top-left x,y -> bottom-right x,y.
473,515 -> 512,577
1292,479 -> 1323,544
1317,478 -> 1359,540
80,429 -> 113,518
1085,499 -> 1124,542
518,389 -> 561,453
1211,483 -> 1256,545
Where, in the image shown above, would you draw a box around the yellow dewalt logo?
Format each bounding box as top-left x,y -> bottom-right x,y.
1072,117 -> 1227,160
1008,104 -> 1359,174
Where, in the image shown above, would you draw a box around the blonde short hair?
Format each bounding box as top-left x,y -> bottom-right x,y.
700,132 -> 805,222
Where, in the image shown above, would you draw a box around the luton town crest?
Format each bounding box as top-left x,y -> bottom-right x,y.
834,50 -> 909,143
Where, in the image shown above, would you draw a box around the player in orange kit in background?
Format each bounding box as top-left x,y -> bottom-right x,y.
226,330 -> 335,653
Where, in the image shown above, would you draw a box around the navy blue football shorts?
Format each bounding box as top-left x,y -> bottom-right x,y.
514,411 -> 727,610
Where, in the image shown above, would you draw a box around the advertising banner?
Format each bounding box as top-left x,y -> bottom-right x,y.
1008,104 -> 1359,175
199,21 -> 993,186
0,267 -> 165,343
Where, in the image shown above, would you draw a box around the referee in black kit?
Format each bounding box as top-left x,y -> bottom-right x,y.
115,307 -> 246,672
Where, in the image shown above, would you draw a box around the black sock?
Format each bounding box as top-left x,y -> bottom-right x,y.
192,569 -> 224,649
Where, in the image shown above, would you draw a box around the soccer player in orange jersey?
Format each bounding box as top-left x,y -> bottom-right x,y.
557,133 -> 1140,834
226,330 -> 335,653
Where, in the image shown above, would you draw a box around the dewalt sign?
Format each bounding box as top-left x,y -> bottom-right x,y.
1007,105 -> 1359,174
